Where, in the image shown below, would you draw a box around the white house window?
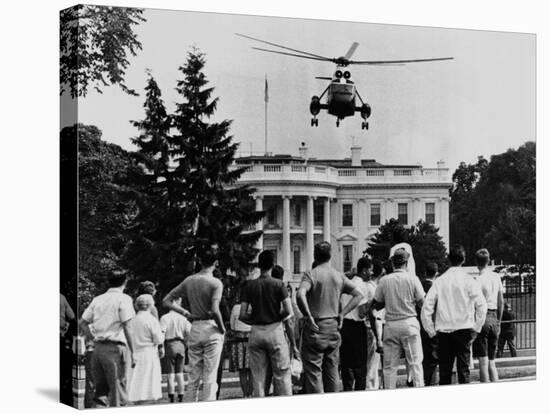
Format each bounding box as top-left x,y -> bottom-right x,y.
343,245 -> 353,273
293,246 -> 301,274
370,203 -> 381,226
314,202 -> 324,226
425,202 -> 435,225
293,204 -> 302,226
266,205 -> 277,226
398,203 -> 408,225
342,204 -> 353,227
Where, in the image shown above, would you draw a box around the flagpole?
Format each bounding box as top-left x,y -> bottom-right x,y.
264,75 -> 268,155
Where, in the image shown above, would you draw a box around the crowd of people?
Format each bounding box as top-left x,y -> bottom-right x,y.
72,241 -> 519,407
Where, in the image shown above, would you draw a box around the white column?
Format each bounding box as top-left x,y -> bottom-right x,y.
323,197 -> 331,243
254,195 -> 263,251
282,195 -> 291,277
307,196 -> 315,266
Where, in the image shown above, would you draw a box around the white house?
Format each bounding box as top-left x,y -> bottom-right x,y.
235,144 -> 452,281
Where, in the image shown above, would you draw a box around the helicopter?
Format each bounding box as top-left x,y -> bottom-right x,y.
236,33 -> 453,129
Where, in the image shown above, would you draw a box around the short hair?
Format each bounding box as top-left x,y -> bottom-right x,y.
135,294 -> 154,310
372,259 -> 385,278
199,248 -> 218,268
107,270 -> 127,288
357,256 -> 373,274
258,250 -> 274,271
426,262 -> 438,278
314,242 -> 331,263
138,281 -> 156,295
475,248 -> 491,267
448,245 -> 466,266
272,265 -> 284,280
391,248 -> 410,268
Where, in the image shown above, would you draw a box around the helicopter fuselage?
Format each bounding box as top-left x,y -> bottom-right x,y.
327,80 -> 357,119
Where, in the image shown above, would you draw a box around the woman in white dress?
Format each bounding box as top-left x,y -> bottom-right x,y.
128,294 -> 164,403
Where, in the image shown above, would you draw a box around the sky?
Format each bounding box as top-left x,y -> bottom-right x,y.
68,7 -> 536,172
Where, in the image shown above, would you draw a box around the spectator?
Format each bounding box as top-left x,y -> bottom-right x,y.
419,262 -> 439,386
472,249 -> 504,382
497,303 -> 517,358
297,242 -> 363,393
421,245 -> 487,385
340,256 -> 371,391
163,248 -> 226,402
365,259 -> 385,390
160,297 -> 192,403
229,290 -> 253,398
128,294 -> 164,404
239,251 -> 294,397
79,270 -> 136,407
137,281 -> 159,319
368,248 -> 425,388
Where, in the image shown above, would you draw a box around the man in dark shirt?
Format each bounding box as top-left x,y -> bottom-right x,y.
497,303 -> 517,358
239,250 -> 294,396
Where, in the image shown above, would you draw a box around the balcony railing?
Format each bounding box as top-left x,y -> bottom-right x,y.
233,163 -> 450,185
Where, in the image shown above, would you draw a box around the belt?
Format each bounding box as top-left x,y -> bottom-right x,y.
314,316 -> 338,322
192,318 -> 214,322
165,337 -> 185,343
95,339 -> 126,347
487,309 -> 498,313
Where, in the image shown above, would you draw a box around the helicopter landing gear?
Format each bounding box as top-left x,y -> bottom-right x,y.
311,118 -> 319,127
361,121 -> 369,130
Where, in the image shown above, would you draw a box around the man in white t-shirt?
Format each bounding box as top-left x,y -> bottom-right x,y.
472,249 -> 504,382
340,257 -> 372,391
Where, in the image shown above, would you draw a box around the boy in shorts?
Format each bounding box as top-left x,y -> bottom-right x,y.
160,297 -> 192,402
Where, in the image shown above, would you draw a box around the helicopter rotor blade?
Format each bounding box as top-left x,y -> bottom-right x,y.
349,57 -> 454,65
236,33 -> 332,60
344,42 -> 359,60
251,47 -> 332,62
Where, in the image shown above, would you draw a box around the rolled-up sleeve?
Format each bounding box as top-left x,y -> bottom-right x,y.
119,296 -> 136,323
299,270 -> 313,292
81,300 -> 94,323
421,283 -> 438,338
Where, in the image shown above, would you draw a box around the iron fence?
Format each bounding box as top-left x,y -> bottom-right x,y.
501,276 -> 536,350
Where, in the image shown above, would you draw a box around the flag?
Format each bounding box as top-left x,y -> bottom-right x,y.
264,76 -> 269,103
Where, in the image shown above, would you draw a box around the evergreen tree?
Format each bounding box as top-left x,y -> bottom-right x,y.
123,74 -> 192,294
171,48 -> 264,277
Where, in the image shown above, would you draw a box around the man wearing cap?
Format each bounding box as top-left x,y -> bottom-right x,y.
163,249 -> 226,401
79,270 -> 136,407
368,248 -> 426,388
472,248 -> 503,382
421,245 -> 487,385
297,242 -> 364,394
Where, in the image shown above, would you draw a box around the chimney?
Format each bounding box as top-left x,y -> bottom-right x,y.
351,145 -> 362,167
299,142 -> 308,160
